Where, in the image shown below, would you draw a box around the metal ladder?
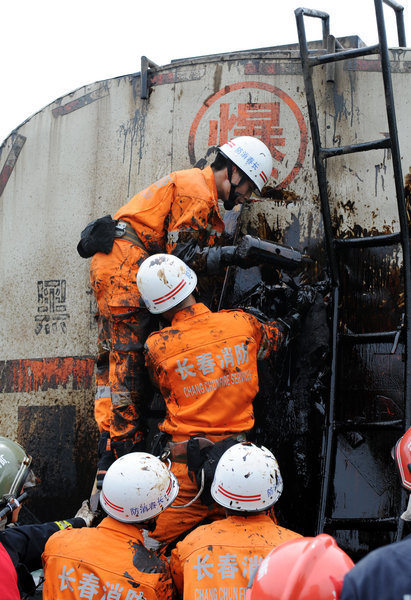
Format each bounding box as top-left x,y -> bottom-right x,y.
295,0 -> 411,542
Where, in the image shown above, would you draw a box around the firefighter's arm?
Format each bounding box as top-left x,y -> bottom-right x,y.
143,342 -> 161,388
168,235 -> 266,275
166,198 -> 217,274
0,518 -> 85,573
165,195 -> 259,274
171,234 -> 305,276
245,284 -> 321,354
169,546 -> 184,598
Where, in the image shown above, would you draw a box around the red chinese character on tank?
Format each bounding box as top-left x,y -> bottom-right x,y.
189,81 -> 307,190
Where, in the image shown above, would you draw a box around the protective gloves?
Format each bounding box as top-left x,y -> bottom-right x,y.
206,235 -> 263,273
221,235 -> 264,269
75,500 -> 98,527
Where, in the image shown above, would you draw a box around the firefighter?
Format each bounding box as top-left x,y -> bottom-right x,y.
42,452 -> 179,600
340,427 -> 411,600
170,442 -> 302,599
0,436 -> 95,598
78,135 -> 273,486
136,253 -> 315,545
245,533 -> 353,600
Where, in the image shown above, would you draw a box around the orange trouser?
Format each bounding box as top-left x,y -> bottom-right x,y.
90,240 -> 157,454
150,461 -> 225,544
94,311 -> 111,432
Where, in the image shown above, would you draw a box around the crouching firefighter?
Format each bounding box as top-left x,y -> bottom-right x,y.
136,253 -> 317,545
42,453 -> 179,600
170,442 -> 302,600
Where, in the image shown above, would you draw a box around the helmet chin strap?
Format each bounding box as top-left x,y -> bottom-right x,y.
224,162 -> 248,210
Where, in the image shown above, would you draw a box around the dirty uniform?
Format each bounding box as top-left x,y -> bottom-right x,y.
1,517 -> 85,597
42,516 -> 174,600
340,534 -> 411,600
144,302 -> 283,543
90,166 -> 224,461
0,542 -> 19,600
170,514 -> 301,599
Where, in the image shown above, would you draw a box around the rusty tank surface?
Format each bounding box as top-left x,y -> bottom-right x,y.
0,2 -> 410,560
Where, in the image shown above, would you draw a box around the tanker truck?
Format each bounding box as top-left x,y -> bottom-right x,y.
0,0 -> 410,561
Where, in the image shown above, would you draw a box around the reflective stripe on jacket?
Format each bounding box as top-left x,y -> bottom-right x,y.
42,516 -> 174,600
144,303 -> 283,440
170,514 -> 301,598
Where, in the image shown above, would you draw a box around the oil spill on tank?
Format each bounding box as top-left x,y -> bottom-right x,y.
219,189 -> 407,553
404,167 -> 411,229
328,427 -> 403,561
220,202 -> 330,536
17,404 -> 97,523
339,244 -> 403,333
325,217 -> 405,556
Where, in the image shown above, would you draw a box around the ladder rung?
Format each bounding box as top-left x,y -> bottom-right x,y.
324,516 -> 399,530
308,44 -> 380,66
339,330 -> 398,343
332,419 -> 404,431
334,232 -> 401,248
320,137 -> 391,159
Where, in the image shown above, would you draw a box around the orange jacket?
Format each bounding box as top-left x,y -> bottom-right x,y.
170,514 -> 301,598
144,303 -> 283,441
115,166 -> 224,254
42,516 -> 174,600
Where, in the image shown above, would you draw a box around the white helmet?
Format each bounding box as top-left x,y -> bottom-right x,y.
211,442 -> 283,512
136,253 -> 197,314
100,452 -> 179,523
219,136 -> 273,192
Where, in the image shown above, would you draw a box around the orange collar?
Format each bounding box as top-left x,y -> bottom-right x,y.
171,303 -> 211,325
97,516 -> 145,542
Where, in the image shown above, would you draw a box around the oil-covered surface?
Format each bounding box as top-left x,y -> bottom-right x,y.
0,39 -> 410,559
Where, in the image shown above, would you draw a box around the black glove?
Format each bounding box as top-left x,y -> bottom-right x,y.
242,306 -> 270,323
277,310 -> 303,341
284,283 -> 319,316
96,431 -> 115,490
209,236 -> 262,272
111,438 -> 146,460
293,285 -> 318,315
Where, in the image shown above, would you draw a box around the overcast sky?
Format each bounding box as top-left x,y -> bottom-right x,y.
1,0 -> 409,145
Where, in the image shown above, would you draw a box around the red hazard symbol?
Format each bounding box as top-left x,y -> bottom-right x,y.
188,81 -> 307,189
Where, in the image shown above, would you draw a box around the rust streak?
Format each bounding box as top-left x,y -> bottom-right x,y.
0,357 -> 94,393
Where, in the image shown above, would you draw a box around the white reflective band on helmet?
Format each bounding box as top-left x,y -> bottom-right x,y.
136,253 -> 197,314
219,136 -> 273,192
211,442 -> 283,511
